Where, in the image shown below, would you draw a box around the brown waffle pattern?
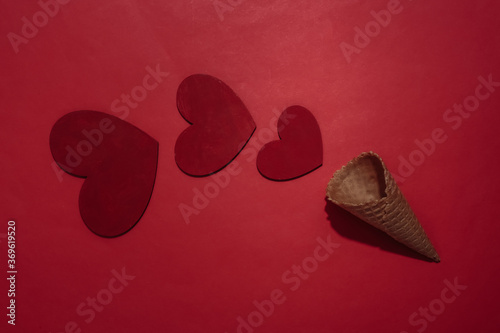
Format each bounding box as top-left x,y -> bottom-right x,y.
326,152 -> 440,262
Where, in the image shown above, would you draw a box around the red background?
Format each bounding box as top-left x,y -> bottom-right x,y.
1,0 -> 500,332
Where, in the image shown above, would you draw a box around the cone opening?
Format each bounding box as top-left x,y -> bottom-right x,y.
327,153 -> 387,205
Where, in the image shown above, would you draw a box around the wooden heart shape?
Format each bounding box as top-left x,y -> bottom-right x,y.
257,105 -> 323,181
175,74 -> 256,176
49,111 -> 158,237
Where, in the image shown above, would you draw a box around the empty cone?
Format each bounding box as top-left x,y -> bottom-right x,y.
326,151 -> 440,262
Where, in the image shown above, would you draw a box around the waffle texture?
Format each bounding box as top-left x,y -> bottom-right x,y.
326,151 -> 440,262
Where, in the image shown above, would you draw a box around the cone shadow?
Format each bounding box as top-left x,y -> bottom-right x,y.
324,198 -> 433,262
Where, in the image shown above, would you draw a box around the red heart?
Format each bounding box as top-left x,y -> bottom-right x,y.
49,111 -> 158,237
175,74 -> 256,176
257,105 -> 323,180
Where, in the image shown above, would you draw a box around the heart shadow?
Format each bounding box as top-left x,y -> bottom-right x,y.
324,198 -> 433,262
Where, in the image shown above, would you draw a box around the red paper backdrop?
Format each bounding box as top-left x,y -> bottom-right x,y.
1,0 -> 500,332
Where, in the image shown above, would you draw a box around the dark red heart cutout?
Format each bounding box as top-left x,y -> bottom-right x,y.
257,105 -> 323,181
49,111 -> 158,237
175,74 -> 256,176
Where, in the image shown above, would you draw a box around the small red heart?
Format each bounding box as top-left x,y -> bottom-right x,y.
257,105 -> 323,181
175,74 -> 256,176
49,111 -> 158,237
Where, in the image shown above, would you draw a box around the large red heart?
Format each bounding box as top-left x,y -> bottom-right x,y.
257,105 -> 323,181
49,111 -> 158,237
175,74 -> 256,176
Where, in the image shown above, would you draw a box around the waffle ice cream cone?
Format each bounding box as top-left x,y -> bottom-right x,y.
326,151 -> 440,262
